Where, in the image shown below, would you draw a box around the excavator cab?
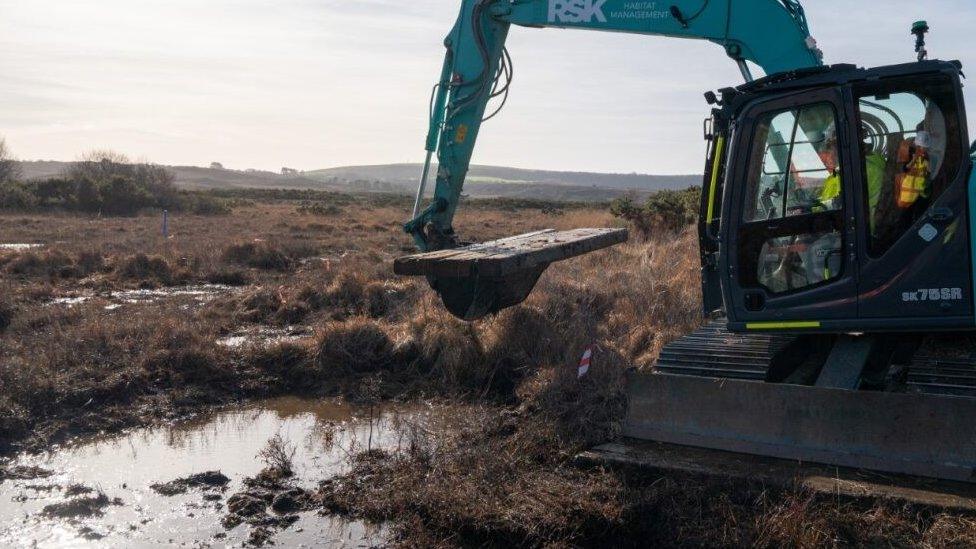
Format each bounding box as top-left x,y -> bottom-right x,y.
702,60 -> 973,332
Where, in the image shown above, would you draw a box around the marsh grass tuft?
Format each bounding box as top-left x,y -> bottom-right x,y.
258,434 -> 297,477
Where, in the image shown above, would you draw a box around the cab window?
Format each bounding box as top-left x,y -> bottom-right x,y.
742,102 -> 841,222
739,102 -> 843,294
855,76 -> 964,256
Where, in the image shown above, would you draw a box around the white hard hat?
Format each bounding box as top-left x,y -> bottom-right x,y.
823,124 -> 837,142
915,130 -> 932,148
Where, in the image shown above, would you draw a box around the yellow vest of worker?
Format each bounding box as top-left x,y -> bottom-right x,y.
897,155 -> 930,208
821,171 -> 841,202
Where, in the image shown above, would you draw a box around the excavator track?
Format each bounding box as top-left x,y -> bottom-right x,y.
906,355 -> 976,398
654,319 -> 795,381
654,320 -> 976,399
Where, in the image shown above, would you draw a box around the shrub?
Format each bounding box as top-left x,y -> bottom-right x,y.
31,178 -> 75,206
0,181 -> 39,210
100,176 -> 155,215
178,193 -> 231,215
67,152 -> 178,207
610,187 -> 701,236
0,155 -> 229,216
74,178 -> 101,211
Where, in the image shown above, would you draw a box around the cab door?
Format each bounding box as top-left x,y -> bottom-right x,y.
722,88 -> 859,327
851,70 -> 974,324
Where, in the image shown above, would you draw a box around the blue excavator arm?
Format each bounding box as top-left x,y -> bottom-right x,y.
405,0 -> 823,251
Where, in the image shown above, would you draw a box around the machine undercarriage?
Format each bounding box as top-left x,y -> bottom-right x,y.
623,321 -> 976,481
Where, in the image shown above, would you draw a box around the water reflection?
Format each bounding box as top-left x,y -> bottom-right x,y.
0,396 -> 423,547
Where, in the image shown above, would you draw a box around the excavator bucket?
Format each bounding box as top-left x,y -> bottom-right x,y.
394,228 -> 627,320
609,321 -> 976,483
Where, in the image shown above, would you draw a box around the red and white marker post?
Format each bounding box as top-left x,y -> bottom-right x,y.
578,344 -> 594,379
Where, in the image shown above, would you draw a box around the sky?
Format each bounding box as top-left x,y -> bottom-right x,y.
1,0 -> 975,174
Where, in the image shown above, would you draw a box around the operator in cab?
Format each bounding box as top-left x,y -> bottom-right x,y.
816,125 -> 886,233
816,125 -> 843,210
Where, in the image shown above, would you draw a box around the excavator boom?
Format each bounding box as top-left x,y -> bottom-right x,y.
398,0 -> 823,319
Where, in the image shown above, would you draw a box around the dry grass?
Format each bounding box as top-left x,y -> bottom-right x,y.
222,241 -> 297,271
0,198 -> 972,546
0,201 -> 640,450
314,318 -> 396,375
115,253 -> 182,285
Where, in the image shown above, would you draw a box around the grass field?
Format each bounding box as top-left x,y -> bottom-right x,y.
1,194 -> 974,546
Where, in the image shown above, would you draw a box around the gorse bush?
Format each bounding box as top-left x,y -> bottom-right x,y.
0,181 -> 39,210
610,186 -> 701,236
0,176 -> 230,216
66,153 -> 178,214
0,152 -> 230,216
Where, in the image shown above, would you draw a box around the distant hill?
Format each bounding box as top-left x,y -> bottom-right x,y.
16,161 -> 348,192
16,160 -> 700,202
305,163 -> 699,192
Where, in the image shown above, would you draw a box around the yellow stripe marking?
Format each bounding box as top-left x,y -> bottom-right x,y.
705,136 -> 725,222
745,321 -> 821,330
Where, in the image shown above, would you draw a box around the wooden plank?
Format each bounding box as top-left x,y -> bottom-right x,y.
394,227 -> 628,278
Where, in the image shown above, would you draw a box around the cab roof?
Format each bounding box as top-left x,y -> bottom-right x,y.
718,59 -> 963,111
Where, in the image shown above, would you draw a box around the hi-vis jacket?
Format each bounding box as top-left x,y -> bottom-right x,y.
897,154 -> 930,208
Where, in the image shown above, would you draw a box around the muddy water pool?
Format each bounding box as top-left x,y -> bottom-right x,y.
0,397 -> 431,547
47,284 -> 240,310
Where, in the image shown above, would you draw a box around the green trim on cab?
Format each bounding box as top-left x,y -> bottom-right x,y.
706,136 -> 725,222
745,320 -> 821,330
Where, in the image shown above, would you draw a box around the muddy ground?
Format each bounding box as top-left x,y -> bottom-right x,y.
2,194 -> 976,546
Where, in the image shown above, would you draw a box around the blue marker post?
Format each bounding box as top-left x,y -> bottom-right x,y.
162,210 -> 169,239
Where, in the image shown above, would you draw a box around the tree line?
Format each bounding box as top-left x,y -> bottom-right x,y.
0,143 -> 227,215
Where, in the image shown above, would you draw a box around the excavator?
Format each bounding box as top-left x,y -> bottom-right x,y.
394,0 -> 976,482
